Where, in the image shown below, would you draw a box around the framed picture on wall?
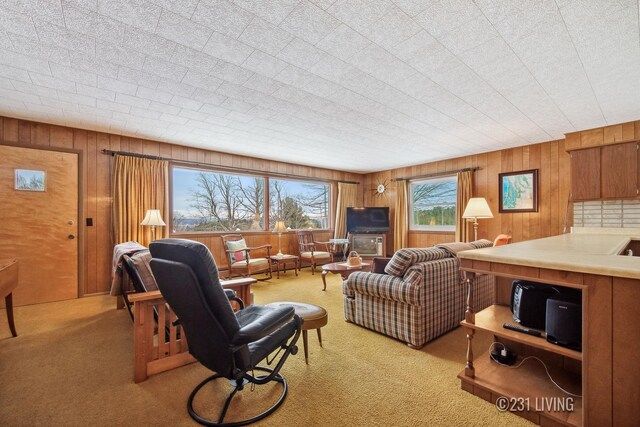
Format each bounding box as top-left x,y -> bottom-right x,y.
498,169 -> 538,213
15,169 -> 46,191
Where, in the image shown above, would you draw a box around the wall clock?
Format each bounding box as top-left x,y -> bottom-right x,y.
372,179 -> 389,197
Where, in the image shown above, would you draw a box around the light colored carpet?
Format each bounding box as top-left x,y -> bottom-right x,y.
0,269 -> 533,426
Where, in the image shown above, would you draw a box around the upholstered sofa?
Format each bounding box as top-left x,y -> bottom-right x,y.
343,240 -> 495,349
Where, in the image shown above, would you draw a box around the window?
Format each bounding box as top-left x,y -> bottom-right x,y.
172,167 -> 265,233
269,179 -> 330,230
410,176 -> 457,231
170,167 -> 331,233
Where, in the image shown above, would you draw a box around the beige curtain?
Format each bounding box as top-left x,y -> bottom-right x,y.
393,180 -> 408,251
112,155 -> 169,247
334,182 -> 359,239
455,170 -> 473,242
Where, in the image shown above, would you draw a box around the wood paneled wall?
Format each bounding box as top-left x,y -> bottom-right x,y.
0,115 -> 363,296
363,139 -> 572,254
565,120 -> 640,151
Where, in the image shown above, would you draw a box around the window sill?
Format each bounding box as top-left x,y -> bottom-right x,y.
408,230 -> 456,234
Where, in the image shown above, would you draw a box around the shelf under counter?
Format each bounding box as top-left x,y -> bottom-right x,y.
458,350 -> 582,427
461,305 -> 582,361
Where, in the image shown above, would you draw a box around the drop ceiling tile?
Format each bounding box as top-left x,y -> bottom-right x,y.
117,66 -> 161,89
64,0 -> 98,12
279,1 -> 341,45
96,41 -> 146,70
10,80 -> 58,98
28,71 -> 76,92
202,31 -> 254,66
142,56 -> 189,81
168,95 -> 202,111
135,85 -> 173,103
327,0 -> 395,33
68,50 -> 119,78
57,89 -> 96,107
130,106 -> 162,119
309,54 -> 353,82
414,0 -> 483,38
97,0 -> 161,31
76,83 -> 116,101
210,60 -> 255,84
0,87 -> 41,104
436,17 -> 498,55
156,78 -> 197,98
115,92 -> 150,108
192,0 -> 252,38
148,100 -> 180,114
50,62 -> 97,86
315,24 -> 371,61
200,103 -> 230,117
309,0 -> 334,10
0,63 -> 31,82
361,5 -> 422,49
220,97 -> 255,113
7,33 -> 72,65
230,0 -> 302,26
276,37 -> 325,70
155,9 -> 212,50
0,6 -> 39,39
242,73 -> 284,94
238,16 -> 294,56
181,70 -> 223,92
349,44 -> 416,86
97,75 -> 138,95
147,0 -> 199,18
63,3 -> 125,43
122,26 -> 178,60
34,19 -> 95,55
4,0 -> 64,23
170,45 -> 219,74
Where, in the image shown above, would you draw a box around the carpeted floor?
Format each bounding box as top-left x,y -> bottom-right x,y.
0,269 -> 533,426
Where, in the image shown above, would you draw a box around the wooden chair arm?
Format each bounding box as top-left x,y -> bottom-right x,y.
246,244 -> 272,250
224,248 -> 249,254
128,290 -> 164,303
299,243 -> 315,248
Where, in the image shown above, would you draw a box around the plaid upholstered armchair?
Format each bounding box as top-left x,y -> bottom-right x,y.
343,240 -> 495,349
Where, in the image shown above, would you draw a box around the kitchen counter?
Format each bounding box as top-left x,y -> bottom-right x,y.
457,233 -> 640,279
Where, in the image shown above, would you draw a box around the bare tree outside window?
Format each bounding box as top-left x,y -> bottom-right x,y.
269,179 -> 330,230
171,168 -> 330,233
410,176 -> 457,231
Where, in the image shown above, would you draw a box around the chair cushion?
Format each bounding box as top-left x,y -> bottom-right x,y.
231,258 -> 269,268
226,239 -> 247,263
384,247 -> 450,277
128,250 -> 158,292
300,251 -> 331,259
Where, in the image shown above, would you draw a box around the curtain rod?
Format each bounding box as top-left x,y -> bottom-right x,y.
101,149 -> 359,184
390,167 -> 480,182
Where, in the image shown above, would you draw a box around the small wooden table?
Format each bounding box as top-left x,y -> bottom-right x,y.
0,258 -> 19,337
321,261 -> 371,291
269,255 -> 299,279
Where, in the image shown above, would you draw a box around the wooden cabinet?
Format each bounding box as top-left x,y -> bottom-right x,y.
571,147 -> 601,200
601,142 -> 638,199
570,141 -> 640,201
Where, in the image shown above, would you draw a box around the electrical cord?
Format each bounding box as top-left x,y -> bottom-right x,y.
489,342 -> 582,398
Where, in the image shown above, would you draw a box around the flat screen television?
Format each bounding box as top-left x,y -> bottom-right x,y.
346,207 -> 389,233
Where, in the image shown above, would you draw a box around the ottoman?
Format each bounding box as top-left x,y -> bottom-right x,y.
265,302 -> 328,364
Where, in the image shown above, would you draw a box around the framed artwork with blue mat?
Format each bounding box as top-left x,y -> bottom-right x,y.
499,169 -> 538,213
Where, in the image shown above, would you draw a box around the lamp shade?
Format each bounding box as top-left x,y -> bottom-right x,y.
462,198 -> 493,219
141,209 -> 166,226
273,220 -> 287,232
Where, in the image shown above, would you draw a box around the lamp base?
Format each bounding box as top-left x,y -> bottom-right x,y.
276,252 -> 284,259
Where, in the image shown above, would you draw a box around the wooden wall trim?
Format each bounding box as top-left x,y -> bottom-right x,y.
0,115 -> 363,296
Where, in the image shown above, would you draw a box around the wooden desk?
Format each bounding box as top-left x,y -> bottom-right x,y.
0,258 -> 18,337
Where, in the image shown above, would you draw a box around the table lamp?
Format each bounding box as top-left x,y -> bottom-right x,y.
273,220 -> 287,258
462,197 -> 493,241
141,209 -> 166,241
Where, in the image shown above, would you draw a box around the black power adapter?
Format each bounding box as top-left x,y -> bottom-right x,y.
490,347 -> 517,365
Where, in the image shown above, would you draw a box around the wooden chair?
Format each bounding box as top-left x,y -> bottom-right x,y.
221,234 -> 272,280
493,234 -> 512,246
296,230 -> 333,274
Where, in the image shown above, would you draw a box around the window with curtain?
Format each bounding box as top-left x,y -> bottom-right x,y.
409,176 -> 458,231
269,178 -> 330,230
170,167 -> 331,233
172,167 -> 265,233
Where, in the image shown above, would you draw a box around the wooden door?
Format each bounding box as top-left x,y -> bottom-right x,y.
601,142 -> 638,199
0,145 -> 78,306
571,147 -> 601,201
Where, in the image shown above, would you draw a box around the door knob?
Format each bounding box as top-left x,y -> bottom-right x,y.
68,234 -> 76,240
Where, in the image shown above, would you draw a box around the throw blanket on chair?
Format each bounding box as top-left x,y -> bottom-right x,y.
110,241 -> 147,296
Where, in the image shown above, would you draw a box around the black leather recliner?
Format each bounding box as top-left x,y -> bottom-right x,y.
149,238 -> 302,426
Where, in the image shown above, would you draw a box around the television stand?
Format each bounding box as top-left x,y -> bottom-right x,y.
348,233 -> 386,258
